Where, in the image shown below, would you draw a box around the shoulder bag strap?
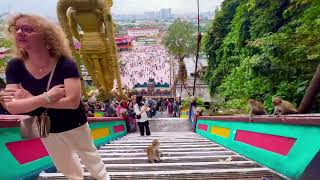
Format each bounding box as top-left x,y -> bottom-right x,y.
43,62 -> 57,113
46,63 -> 57,92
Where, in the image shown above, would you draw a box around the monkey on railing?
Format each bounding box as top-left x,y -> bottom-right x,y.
248,99 -> 268,121
248,97 -> 297,120
272,97 -> 298,115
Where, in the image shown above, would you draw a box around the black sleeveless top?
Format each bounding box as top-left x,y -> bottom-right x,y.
5,56 -> 87,133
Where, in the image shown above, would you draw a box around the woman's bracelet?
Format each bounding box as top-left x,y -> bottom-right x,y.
43,92 -> 52,104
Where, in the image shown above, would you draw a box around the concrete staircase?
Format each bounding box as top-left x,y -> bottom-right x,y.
39,129 -> 284,179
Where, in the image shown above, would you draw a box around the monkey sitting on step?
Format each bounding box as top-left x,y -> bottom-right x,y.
145,139 -> 162,163
248,99 -> 268,121
272,97 -> 298,115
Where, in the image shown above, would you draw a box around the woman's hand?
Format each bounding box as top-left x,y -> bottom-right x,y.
0,90 -> 5,103
1,89 -> 16,102
142,106 -> 150,112
14,84 -> 33,99
46,85 -> 65,102
1,84 -> 34,102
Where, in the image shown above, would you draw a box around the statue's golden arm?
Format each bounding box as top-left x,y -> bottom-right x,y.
57,0 -> 75,49
104,0 -> 113,8
57,0 -> 88,97
67,7 -> 81,41
101,9 -> 124,97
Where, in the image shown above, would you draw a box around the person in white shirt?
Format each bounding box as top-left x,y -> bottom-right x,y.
134,95 -> 151,136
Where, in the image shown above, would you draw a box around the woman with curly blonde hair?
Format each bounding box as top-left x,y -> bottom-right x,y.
3,14 -> 109,180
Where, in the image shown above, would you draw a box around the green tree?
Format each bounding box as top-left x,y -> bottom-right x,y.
202,0 -> 240,94
163,19 -> 196,94
203,0 -> 320,112
0,37 -> 13,70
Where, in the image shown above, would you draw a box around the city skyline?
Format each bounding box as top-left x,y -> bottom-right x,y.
0,0 -> 223,18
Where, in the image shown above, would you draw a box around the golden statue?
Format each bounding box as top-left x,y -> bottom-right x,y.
57,0 -> 123,99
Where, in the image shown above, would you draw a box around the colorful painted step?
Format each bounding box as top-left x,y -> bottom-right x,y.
0,115 -> 127,179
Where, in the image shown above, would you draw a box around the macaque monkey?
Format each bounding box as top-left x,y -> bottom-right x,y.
272,97 -> 298,115
248,99 -> 268,121
218,156 -> 234,162
146,139 -> 162,163
225,156 -> 234,162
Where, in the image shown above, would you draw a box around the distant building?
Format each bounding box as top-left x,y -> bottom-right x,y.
143,11 -> 158,19
127,28 -> 159,38
175,78 -> 211,102
115,36 -> 133,51
159,8 -> 172,19
133,79 -> 171,97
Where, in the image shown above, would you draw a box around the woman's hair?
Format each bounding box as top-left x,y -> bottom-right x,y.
120,101 -> 125,107
136,95 -> 143,106
104,99 -> 110,104
7,13 -> 72,60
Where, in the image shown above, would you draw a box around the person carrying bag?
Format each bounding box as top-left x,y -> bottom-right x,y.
20,63 -> 56,139
3,14 -> 109,180
134,95 -> 151,136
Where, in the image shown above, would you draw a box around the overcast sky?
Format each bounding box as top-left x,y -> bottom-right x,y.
0,0 -> 223,18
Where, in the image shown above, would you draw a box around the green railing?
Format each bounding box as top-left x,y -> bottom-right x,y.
195,114 -> 320,179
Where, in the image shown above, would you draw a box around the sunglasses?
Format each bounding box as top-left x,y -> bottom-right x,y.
8,25 -> 35,34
